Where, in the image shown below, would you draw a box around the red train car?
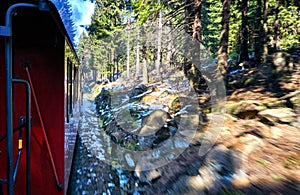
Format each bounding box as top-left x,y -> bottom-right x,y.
0,0 -> 82,194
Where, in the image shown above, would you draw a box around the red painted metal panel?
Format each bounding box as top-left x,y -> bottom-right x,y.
0,0 -> 83,193
0,5 -> 70,194
0,38 -> 7,193
13,47 -> 65,195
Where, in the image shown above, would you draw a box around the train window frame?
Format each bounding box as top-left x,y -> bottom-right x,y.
65,40 -> 80,123
66,57 -> 73,123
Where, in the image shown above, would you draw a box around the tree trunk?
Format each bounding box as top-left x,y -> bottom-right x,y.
127,39 -> 130,78
192,0 -> 202,71
217,0 -> 231,75
262,0 -> 269,62
142,45 -> 149,84
166,21 -> 173,67
116,60 -> 119,79
92,69 -> 97,82
273,0 -> 280,50
113,50 -> 117,80
184,0 -> 193,36
136,28 -> 140,78
141,26 -> 148,84
239,0 -> 249,63
254,0 -> 263,65
192,0 -> 202,42
110,49 -> 115,81
126,19 -> 131,78
155,0 -> 162,79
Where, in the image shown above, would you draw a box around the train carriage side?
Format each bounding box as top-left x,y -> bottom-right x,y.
0,1 -> 81,194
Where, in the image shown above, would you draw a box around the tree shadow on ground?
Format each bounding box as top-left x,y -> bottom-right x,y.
226,52 -> 299,101
141,142 -> 300,195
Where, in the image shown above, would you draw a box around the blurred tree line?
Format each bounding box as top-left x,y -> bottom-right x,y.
76,0 -> 300,82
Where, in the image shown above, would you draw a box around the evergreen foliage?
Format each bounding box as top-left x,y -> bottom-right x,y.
76,0 -> 299,79
53,0 -> 77,46
202,0 -> 222,55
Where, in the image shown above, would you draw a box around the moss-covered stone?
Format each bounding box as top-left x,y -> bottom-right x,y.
284,153 -> 300,169
168,95 -> 181,114
225,100 -> 266,119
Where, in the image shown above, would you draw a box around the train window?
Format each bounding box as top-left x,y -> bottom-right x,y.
65,40 -> 80,123
73,66 -> 78,108
66,57 -> 73,123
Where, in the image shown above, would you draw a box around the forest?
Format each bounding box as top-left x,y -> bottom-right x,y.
68,0 -> 300,194
76,0 -> 299,84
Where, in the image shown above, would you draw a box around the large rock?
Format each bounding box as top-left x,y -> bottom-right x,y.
272,52 -> 293,72
233,134 -> 265,163
130,84 -> 150,101
264,100 -> 287,109
266,124 -> 300,150
225,100 -> 266,119
139,109 -> 171,136
290,94 -> 300,110
258,108 -> 297,124
269,126 -> 282,139
134,160 -> 162,184
167,95 -> 181,114
231,119 -> 271,138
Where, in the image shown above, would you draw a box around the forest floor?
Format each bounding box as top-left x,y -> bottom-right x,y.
70,52 -> 300,194
140,76 -> 300,194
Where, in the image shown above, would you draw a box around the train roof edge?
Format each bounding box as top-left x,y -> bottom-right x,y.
2,0 -> 81,63
48,0 -> 80,64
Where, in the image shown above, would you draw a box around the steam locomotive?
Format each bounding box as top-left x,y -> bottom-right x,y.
0,0 -> 82,194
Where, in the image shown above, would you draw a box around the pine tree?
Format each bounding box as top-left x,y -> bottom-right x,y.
254,0 -> 263,65
54,0 -> 77,46
239,0 -> 249,63
202,0 -> 222,55
217,0 -> 231,75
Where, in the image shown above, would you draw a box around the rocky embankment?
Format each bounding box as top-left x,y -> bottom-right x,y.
92,81 -> 300,194
70,52 -> 300,194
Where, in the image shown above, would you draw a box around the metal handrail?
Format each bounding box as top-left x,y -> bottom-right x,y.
12,79 -> 31,195
2,3 -> 38,195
